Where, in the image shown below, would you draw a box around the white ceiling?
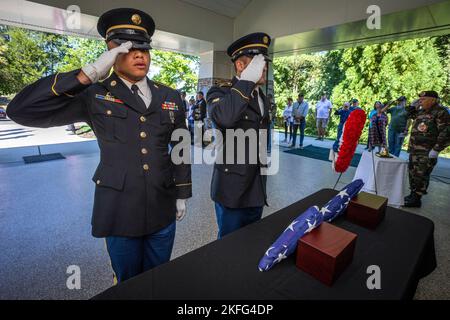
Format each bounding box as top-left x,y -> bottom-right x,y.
0,0 -> 214,55
180,0 -> 252,18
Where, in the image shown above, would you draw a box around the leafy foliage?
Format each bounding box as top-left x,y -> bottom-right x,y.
273,35 -> 450,154
151,50 -> 199,92
0,26 -> 199,95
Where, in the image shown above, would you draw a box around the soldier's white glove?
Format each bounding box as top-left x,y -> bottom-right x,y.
176,199 -> 187,221
428,149 -> 439,159
82,41 -> 132,83
240,54 -> 266,84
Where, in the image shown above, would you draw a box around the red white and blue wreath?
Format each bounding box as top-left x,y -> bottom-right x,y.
330,108 -> 366,173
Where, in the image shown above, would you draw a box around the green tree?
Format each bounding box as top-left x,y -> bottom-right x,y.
434,35 -> 450,105
273,53 -> 323,114
151,50 -> 199,92
57,36 -> 105,72
273,35 -> 449,148
0,26 -> 47,95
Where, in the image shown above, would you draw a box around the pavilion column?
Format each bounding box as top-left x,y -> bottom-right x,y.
197,50 -> 233,96
265,54 -> 275,97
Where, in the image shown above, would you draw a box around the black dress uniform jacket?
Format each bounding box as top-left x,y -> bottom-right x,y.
193,98 -> 207,121
207,77 -> 270,208
7,70 -> 192,238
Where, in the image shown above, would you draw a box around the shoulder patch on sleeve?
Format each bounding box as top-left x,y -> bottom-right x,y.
218,80 -> 232,87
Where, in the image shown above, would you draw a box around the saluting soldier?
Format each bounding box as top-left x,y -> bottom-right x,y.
207,33 -> 271,239
6,8 -> 192,283
404,91 -> 450,208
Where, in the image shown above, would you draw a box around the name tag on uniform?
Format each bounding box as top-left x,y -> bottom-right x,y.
95,94 -> 124,104
162,101 -> 179,111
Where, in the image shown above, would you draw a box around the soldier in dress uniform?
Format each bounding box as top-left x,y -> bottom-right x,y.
404,91 -> 450,207
193,91 -> 207,122
193,91 -> 207,146
6,8 -> 192,283
206,32 -> 272,239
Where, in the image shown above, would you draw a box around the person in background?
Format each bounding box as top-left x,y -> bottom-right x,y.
381,96 -> 411,157
282,98 -> 293,143
315,93 -> 332,141
333,101 -> 354,152
267,93 -> 277,153
193,91 -> 207,146
368,101 -> 388,152
291,93 -> 309,149
180,91 -> 188,115
365,103 -> 378,150
187,97 -> 195,144
351,98 -> 360,109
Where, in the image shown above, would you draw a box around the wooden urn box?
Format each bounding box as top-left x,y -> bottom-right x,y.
346,192 -> 387,229
296,222 -> 357,286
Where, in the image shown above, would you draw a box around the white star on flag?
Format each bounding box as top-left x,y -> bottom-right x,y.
337,189 -> 349,199
320,206 -> 331,216
305,218 -> 317,233
285,220 -> 298,232
265,247 -> 274,257
274,249 -> 288,264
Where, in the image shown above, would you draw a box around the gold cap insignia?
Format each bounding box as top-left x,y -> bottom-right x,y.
131,14 -> 142,25
263,36 -> 269,44
110,80 -> 117,87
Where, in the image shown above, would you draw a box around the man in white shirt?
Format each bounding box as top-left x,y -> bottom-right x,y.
315,93 -> 333,141
291,93 -> 309,149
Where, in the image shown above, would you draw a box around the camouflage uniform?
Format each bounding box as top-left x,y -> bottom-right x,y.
406,103 -> 450,195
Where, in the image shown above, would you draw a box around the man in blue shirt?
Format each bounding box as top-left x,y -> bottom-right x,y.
291,93 -> 309,149
333,101 -> 354,152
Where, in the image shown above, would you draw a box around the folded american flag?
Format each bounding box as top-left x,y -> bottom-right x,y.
258,179 -> 364,272
320,179 -> 364,222
258,206 -> 323,272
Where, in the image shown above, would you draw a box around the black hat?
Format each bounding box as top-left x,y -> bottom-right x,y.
397,96 -> 407,101
352,98 -> 359,103
419,91 -> 439,99
97,8 -> 155,50
227,32 -> 272,62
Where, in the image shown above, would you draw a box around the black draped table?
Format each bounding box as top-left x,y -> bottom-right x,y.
94,189 -> 436,300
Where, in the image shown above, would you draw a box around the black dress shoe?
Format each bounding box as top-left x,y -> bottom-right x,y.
404,193 -> 414,202
404,193 -> 422,208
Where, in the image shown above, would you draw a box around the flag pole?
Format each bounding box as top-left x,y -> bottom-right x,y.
333,172 -> 343,190
371,149 -> 378,195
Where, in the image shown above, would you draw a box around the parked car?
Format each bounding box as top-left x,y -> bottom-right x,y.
0,106 -> 7,119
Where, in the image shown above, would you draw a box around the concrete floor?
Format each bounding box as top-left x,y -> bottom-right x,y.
0,133 -> 449,300
0,119 -> 95,149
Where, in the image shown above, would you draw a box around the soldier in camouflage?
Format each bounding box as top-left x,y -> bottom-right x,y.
404,91 -> 450,208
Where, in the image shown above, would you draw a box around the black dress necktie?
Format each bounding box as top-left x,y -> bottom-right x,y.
131,84 -> 147,111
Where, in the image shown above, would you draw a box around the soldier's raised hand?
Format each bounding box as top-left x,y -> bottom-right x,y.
240,54 -> 266,84
82,41 -> 133,83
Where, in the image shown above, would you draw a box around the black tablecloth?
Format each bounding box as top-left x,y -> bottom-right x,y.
94,189 -> 436,300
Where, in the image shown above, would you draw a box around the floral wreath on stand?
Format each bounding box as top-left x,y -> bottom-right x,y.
330,108 -> 367,173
